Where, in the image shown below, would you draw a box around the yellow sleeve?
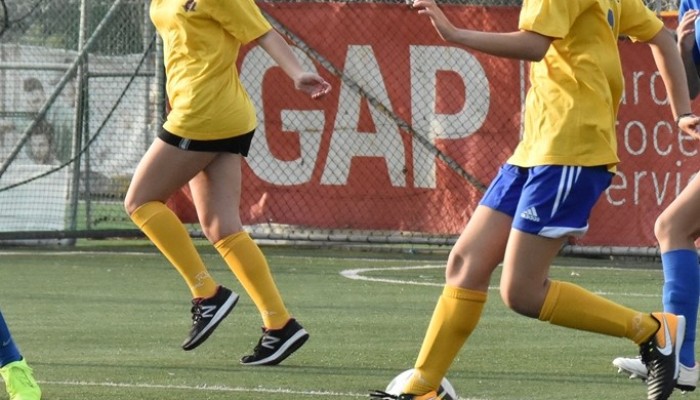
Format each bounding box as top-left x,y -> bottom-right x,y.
518,0 -> 592,39
618,0 -> 664,42
204,0 -> 272,44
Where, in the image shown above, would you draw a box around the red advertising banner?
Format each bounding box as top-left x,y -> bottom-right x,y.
583,15 -> 699,247
169,6 -> 695,248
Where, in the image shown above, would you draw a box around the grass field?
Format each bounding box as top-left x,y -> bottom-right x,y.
0,240 -> 678,399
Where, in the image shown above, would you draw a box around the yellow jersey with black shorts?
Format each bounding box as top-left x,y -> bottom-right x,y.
510,0 -> 663,171
149,0 -> 272,141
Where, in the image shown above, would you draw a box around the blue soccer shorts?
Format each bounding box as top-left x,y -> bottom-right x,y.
479,164 -> 614,238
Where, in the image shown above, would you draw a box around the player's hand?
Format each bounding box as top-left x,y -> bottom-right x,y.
678,114 -> 700,140
295,73 -> 332,99
411,0 -> 457,42
677,10 -> 699,54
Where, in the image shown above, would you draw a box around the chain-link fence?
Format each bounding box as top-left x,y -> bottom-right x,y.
0,0 -> 688,254
0,0 -> 157,244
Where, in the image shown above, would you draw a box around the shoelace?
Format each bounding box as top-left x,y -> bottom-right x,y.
249,328 -> 272,355
190,299 -> 204,324
639,340 -> 654,368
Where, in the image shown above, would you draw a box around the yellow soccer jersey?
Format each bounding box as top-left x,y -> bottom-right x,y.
150,0 -> 272,140
509,0 -> 663,169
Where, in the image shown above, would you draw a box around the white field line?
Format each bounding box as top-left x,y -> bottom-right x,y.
340,265 -> 659,298
40,380 -> 364,396
38,380 -> 488,400
0,251 -> 660,299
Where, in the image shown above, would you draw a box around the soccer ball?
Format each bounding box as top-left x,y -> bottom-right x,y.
385,368 -> 457,400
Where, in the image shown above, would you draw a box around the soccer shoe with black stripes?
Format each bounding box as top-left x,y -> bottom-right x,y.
639,312 -> 685,400
613,355 -> 699,392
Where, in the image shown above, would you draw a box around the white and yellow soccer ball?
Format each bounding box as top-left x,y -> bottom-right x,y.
385,368 -> 458,400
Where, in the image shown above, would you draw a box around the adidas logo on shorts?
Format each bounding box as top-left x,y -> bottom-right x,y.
520,206 -> 540,222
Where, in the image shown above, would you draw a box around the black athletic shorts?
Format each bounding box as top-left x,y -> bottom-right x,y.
158,128 -> 255,156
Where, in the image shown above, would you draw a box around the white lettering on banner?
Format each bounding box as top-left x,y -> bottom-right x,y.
619,119 -> 698,157
242,46 -> 326,185
649,72 -> 669,106
653,122 -> 672,156
620,71 -> 643,106
606,168 -> 698,206
611,62 -> 700,209
622,120 -> 647,156
620,71 -> 668,106
410,45 -> 489,188
242,44 -> 491,188
322,45 -> 406,187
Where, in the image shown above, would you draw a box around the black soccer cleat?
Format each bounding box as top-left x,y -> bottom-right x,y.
640,312 -> 686,400
182,285 -> 239,351
240,318 -> 309,366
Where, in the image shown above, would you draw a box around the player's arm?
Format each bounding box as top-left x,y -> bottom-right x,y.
255,29 -> 304,81
646,27 -> 700,138
677,10 -> 700,99
254,29 -> 331,99
411,0 -> 552,61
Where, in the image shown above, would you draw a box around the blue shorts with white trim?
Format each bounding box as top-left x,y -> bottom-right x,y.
479,164 -> 613,238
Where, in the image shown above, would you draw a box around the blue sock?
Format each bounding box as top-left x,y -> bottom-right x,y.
662,249 -> 700,368
0,310 -> 21,367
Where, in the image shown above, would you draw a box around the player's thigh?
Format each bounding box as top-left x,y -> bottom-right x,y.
446,205 -> 513,290
446,164 -> 526,289
500,165 -> 610,310
500,230 -> 566,314
189,153 -> 243,239
125,139 -> 215,213
656,172 -> 700,245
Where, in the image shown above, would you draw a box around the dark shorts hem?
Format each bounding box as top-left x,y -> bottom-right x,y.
158,129 -> 255,156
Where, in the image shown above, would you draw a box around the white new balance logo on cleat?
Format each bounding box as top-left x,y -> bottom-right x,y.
200,305 -> 216,318
261,335 -> 281,350
520,207 -> 540,222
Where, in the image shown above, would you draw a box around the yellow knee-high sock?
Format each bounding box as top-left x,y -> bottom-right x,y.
539,280 -> 658,345
130,201 -> 218,298
404,286 -> 487,395
215,232 -> 290,329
